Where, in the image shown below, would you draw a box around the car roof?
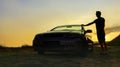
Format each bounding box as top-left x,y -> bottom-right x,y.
53,24 -> 83,28
56,24 -> 82,27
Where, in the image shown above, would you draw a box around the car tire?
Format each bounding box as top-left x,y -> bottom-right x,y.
79,42 -> 89,57
88,43 -> 94,52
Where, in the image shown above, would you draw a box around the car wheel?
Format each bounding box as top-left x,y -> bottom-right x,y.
79,43 -> 89,57
88,43 -> 93,52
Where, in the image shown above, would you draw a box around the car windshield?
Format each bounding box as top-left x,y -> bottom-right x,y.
51,25 -> 84,31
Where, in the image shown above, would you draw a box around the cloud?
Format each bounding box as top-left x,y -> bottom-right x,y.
105,25 -> 120,34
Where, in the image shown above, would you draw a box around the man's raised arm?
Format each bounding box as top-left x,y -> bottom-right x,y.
83,21 -> 95,26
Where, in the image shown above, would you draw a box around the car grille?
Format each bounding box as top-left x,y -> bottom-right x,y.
42,33 -> 82,39
43,33 -> 63,37
40,33 -> 84,48
41,40 -> 82,48
43,41 -> 60,47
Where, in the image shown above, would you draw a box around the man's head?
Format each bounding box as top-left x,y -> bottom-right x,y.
96,11 -> 101,18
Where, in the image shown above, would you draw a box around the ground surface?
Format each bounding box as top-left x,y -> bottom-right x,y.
0,46 -> 120,67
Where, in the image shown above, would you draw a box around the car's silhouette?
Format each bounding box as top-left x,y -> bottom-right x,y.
33,24 -> 93,55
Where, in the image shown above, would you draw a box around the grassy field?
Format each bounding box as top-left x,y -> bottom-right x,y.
0,45 -> 120,67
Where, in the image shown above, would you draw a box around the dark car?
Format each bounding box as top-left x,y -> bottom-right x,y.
33,24 -> 93,54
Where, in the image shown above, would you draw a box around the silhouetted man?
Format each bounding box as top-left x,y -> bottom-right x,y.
84,11 -> 107,54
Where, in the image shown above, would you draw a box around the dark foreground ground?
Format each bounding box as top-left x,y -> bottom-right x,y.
0,45 -> 120,67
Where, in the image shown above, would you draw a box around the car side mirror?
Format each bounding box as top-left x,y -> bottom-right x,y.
85,30 -> 92,33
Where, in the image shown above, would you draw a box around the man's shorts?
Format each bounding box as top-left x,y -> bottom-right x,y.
97,31 -> 105,44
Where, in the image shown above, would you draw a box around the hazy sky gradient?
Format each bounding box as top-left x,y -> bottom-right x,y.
0,0 -> 120,47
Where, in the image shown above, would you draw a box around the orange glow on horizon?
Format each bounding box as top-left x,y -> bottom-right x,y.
105,32 -> 120,41
92,32 -> 120,42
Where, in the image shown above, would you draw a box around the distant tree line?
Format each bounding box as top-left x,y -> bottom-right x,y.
0,44 -> 32,49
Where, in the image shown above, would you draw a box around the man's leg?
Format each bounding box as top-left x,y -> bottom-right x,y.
100,43 -> 104,52
100,42 -> 108,55
104,42 -> 107,51
97,33 -> 108,54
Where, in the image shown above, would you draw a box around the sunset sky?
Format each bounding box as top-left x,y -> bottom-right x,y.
0,0 -> 120,47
